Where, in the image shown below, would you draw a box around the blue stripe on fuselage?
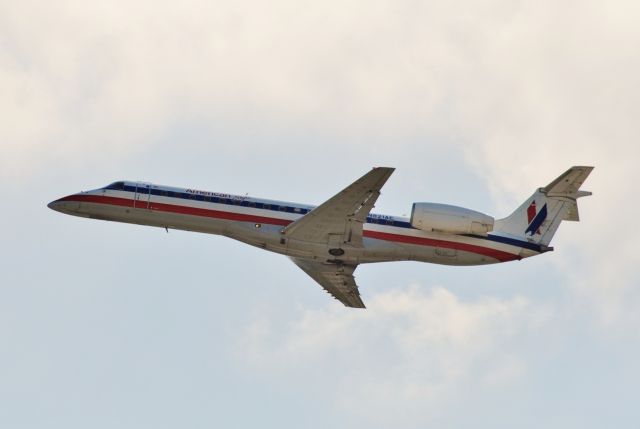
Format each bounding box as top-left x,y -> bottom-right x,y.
482,234 -> 544,252
104,183 -> 413,227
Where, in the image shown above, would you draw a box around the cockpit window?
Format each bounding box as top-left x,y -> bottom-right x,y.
106,181 -> 125,190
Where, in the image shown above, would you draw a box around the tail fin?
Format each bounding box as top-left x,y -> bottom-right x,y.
493,166 -> 594,246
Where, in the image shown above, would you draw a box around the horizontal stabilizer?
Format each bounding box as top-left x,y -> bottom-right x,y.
544,166 -> 594,198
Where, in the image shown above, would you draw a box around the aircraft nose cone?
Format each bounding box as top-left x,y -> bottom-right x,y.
47,199 -> 65,213
47,196 -> 87,217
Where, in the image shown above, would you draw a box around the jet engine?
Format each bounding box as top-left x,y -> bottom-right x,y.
410,203 -> 494,235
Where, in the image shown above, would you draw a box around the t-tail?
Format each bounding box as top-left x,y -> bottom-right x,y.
493,166 -> 594,246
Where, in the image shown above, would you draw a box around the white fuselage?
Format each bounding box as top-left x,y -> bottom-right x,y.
48,181 -> 545,266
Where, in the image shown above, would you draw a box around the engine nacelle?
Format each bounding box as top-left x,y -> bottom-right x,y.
410,203 -> 494,235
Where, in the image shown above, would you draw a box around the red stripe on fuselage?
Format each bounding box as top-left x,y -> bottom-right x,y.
60,194 -> 291,226
61,194 -> 520,262
363,230 -> 520,262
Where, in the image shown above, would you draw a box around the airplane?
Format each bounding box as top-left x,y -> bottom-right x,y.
48,166 -> 593,308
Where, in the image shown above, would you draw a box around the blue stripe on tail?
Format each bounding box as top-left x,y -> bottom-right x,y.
525,203 -> 547,235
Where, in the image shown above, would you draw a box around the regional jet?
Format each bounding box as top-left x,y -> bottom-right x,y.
48,166 -> 593,308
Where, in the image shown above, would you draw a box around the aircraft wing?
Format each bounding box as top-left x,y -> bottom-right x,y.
283,167 -> 394,247
290,258 -> 365,308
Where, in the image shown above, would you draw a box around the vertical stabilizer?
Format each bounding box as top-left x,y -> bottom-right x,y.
493,166 -> 594,246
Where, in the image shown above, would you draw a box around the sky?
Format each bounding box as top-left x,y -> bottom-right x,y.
1,0 -> 639,427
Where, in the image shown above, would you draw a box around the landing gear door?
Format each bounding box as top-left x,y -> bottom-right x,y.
134,183 -> 151,209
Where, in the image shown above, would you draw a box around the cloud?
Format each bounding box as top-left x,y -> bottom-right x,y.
237,285 -> 546,425
441,2 -> 640,334
3,1 -> 640,427
5,0 -> 635,182
2,0 -> 635,370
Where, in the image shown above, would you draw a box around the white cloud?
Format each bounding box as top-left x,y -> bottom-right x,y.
1,0 -> 635,372
3,1 -> 640,426
237,285 -> 546,424
439,1 -> 640,334
5,0 -> 635,182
